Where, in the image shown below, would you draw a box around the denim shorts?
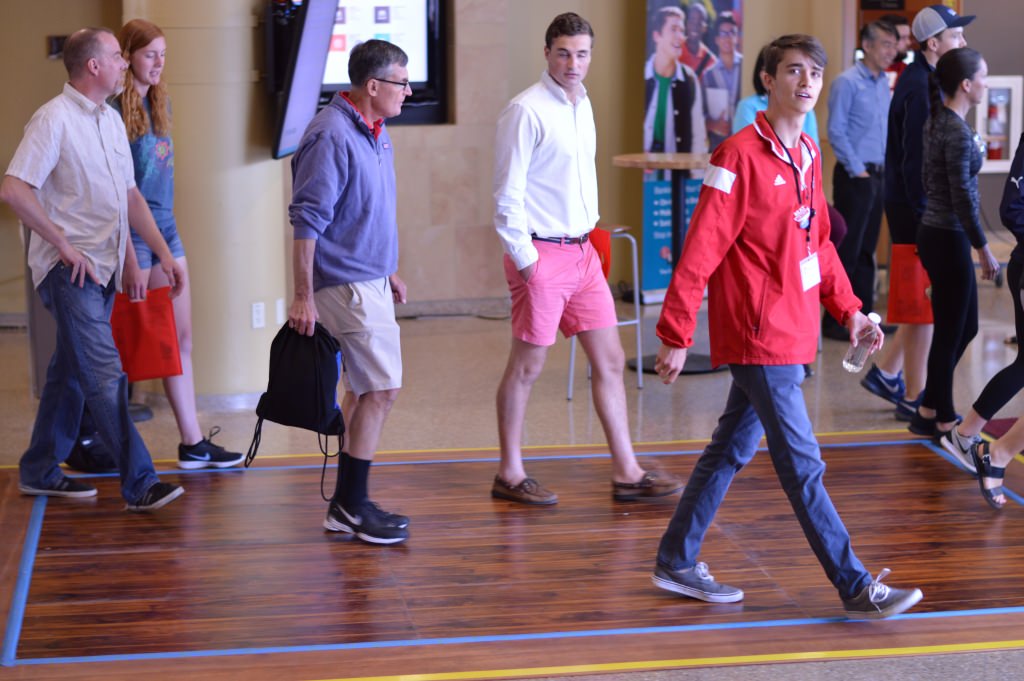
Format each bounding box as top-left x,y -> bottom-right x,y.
131,221 -> 185,267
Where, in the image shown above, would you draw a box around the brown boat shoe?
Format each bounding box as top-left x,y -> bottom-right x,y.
612,469 -> 684,501
491,475 -> 559,505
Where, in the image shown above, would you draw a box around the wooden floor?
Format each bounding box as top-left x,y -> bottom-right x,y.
3,433 -> 1024,680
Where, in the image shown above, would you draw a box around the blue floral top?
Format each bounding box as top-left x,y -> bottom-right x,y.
111,97 -> 175,231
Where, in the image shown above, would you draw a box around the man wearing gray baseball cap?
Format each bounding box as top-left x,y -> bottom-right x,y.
869,4 -> 975,426
911,4 -> 975,43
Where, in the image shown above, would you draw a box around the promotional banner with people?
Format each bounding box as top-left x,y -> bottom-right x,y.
642,0 -> 743,302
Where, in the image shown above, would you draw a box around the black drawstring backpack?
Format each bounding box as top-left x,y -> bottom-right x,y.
246,323 -> 346,496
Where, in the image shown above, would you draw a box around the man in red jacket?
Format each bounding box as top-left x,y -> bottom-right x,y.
650,34 -> 923,620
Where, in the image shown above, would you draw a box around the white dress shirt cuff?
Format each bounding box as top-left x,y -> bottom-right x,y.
507,242 -> 539,271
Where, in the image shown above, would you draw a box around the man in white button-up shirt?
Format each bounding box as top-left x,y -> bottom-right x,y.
491,13 -> 683,506
1,28 -> 185,512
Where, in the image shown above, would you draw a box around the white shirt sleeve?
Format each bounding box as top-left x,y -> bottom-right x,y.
493,101 -> 539,271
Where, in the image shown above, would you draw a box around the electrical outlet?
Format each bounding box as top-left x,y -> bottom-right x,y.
251,301 -> 266,329
275,298 -> 286,325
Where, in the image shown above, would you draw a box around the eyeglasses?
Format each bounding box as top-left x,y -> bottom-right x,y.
718,29 -> 739,37
374,77 -> 412,92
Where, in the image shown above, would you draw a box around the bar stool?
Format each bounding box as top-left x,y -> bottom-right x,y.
567,225 -> 643,400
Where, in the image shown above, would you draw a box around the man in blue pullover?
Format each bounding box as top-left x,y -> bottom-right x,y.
288,40 -> 411,545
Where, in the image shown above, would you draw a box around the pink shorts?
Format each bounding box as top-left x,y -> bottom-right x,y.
504,239 -> 617,346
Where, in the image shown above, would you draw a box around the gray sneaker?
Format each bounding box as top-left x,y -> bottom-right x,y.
842,568 -> 923,620
652,562 -> 744,603
938,429 -> 980,474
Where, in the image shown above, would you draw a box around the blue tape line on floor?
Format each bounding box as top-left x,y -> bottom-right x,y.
1,496 -> 46,667
14,605 -> 1024,666
71,439 -> 928,478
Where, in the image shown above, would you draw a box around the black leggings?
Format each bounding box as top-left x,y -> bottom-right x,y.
973,258 -> 1024,418
917,226 -> 978,422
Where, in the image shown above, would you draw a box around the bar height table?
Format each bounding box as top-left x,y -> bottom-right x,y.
613,152 -> 725,375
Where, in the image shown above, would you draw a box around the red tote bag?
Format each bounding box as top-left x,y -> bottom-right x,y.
109,286 -> 183,382
886,244 -> 934,325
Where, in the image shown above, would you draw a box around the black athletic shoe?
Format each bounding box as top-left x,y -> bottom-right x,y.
125,482 -> 184,512
323,499 -> 409,544
19,475 -> 97,498
178,427 -> 245,470
324,499 -> 409,529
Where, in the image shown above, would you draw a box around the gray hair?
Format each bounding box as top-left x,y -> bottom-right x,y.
349,39 -> 409,88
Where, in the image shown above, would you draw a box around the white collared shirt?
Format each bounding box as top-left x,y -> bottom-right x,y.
493,71 -> 599,270
7,83 -> 135,289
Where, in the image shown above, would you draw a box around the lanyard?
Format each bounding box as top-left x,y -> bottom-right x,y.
780,144 -> 809,206
768,121 -> 815,252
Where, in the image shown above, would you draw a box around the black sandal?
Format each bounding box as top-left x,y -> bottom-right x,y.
969,442 -> 1007,510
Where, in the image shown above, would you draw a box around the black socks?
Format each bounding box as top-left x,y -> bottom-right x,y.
334,451 -> 370,508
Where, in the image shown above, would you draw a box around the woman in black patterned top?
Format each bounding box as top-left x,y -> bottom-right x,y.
910,47 -> 1000,439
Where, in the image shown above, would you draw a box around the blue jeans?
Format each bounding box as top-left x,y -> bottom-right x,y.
20,264 -> 160,503
825,164 -> 884,333
656,364 -> 871,599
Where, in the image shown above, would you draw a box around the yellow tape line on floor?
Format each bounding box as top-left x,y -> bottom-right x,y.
308,637 -> 1024,681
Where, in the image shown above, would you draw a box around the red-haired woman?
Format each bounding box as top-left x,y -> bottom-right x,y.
114,19 -> 243,469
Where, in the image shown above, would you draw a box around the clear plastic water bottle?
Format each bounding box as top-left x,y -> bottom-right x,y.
842,312 -> 881,373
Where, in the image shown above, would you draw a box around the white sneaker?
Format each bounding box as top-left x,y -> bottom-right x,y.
939,429 -> 980,474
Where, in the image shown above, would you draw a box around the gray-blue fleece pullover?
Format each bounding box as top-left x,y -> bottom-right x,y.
289,93 -> 398,290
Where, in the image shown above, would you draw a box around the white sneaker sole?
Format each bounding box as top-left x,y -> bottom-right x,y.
652,574 -> 744,603
323,515 -> 409,544
18,483 -> 97,498
355,531 -> 408,545
177,455 -> 246,470
323,516 -> 355,534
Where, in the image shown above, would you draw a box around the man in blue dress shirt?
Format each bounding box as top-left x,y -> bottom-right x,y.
822,21 -> 898,341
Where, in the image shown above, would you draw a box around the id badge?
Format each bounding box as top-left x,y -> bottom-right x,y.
800,252 -> 821,291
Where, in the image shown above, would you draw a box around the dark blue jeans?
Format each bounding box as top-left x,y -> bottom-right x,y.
20,264 -> 160,503
656,364 -> 871,599
825,165 -> 885,333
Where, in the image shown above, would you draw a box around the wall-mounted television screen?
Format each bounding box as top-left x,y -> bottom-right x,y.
269,0 -> 449,159
322,3 -> 429,86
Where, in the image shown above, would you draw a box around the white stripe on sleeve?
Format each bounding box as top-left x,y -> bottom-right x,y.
703,163 -> 737,195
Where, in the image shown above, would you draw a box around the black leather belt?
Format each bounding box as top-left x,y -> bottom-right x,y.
864,162 -> 884,174
531,233 -> 589,245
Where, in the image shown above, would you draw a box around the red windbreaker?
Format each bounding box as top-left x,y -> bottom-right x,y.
657,111 -> 861,367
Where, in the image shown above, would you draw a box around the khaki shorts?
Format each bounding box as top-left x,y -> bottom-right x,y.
314,277 -> 402,396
